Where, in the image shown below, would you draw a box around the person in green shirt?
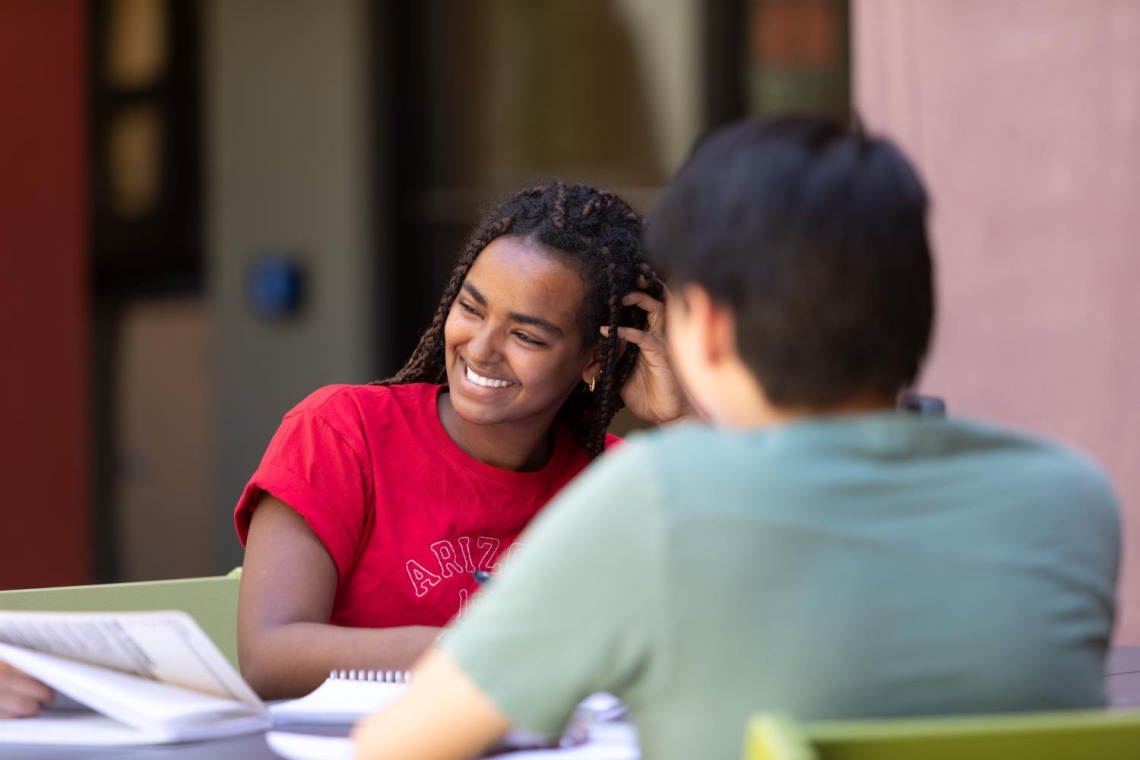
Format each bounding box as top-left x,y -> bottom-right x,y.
352,115 -> 1120,760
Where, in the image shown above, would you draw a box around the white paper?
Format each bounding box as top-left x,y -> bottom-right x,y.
0,611 -> 269,745
267,731 -> 356,760
0,711 -> 270,747
0,609 -> 260,703
0,713 -> 176,747
266,723 -> 639,760
270,678 -> 405,725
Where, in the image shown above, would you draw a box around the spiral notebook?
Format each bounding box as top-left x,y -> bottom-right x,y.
267,677 -> 637,760
269,669 -> 408,725
266,722 -> 639,760
267,672 -> 636,758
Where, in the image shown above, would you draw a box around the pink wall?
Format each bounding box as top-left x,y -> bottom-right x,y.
0,2 -> 91,588
855,0 -> 1140,643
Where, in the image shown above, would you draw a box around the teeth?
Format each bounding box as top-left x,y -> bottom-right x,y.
466,365 -> 513,388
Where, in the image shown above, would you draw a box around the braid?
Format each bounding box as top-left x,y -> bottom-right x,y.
588,254 -> 625,458
373,216 -> 513,387
552,183 -> 568,230
545,186 -> 656,458
375,181 -> 662,460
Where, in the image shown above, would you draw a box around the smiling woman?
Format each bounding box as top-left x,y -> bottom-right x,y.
382,183 -> 673,458
440,237 -> 597,471
224,182 -> 689,700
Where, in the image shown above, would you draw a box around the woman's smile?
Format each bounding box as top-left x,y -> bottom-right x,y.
462,362 -> 517,390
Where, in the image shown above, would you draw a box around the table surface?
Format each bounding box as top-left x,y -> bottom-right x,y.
10,647 -> 1140,759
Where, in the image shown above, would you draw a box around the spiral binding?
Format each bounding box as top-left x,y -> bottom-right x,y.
328,668 -> 412,684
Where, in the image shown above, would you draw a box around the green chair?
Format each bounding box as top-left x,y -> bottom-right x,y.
743,709 -> 1140,760
0,568 -> 242,669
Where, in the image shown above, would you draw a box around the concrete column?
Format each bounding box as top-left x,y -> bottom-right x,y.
204,0 -> 384,571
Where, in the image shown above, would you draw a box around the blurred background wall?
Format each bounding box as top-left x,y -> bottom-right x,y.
0,0 -> 1135,643
855,0 -> 1140,645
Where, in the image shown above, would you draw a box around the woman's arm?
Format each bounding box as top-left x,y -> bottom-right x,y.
238,495 -> 440,699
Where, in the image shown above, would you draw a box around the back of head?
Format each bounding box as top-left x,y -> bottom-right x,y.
646,115 -> 934,407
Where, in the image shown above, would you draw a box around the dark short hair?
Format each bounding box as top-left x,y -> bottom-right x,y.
646,115 -> 934,407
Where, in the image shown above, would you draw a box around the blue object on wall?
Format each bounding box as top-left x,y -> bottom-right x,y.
247,253 -> 305,319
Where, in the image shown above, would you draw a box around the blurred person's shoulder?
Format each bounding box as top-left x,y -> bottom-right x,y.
947,415 -> 1119,512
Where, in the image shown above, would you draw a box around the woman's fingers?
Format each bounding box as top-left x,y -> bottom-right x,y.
621,291 -> 665,334
0,692 -> 47,718
622,290 -> 663,314
601,325 -> 663,354
0,664 -> 53,718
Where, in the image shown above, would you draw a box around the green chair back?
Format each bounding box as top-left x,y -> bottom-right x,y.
0,572 -> 241,669
744,709 -> 1140,760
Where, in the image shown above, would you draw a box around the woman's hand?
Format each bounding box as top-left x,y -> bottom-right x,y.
603,278 -> 692,424
0,661 -> 53,718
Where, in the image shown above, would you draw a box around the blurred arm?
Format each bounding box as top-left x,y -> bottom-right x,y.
351,648 -> 510,760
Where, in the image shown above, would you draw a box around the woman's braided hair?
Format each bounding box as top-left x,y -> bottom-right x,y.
375,181 -> 663,459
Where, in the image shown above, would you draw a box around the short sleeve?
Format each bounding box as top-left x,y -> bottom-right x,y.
441,438 -> 666,737
233,388 -> 373,585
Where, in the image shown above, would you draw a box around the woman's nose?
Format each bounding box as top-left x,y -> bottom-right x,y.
467,324 -> 501,362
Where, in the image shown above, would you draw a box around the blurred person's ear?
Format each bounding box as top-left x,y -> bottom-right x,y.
675,283 -> 735,367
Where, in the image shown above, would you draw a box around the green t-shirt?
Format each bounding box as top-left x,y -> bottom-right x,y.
443,414 -> 1120,760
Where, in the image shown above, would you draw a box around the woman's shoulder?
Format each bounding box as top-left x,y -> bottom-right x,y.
274,383 -> 444,456
287,382 -> 439,418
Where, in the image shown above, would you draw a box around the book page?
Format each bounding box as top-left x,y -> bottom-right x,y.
0,711 -> 271,747
0,610 -> 260,704
0,712 -> 176,747
0,642 -> 269,743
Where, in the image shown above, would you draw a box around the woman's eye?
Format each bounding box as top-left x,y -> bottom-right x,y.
514,332 -> 545,347
458,301 -> 480,316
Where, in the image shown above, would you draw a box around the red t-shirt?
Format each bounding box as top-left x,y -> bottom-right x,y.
234,383 -> 618,628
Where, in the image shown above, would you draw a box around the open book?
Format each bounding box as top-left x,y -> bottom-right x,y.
0,610 -> 269,746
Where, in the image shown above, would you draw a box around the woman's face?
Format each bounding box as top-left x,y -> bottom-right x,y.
443,235 -> 600,435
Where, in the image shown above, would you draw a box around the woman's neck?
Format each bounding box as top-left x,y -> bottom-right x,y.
436,391 -> 556,471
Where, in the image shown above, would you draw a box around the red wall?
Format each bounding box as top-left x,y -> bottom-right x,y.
0,2 -> 91,588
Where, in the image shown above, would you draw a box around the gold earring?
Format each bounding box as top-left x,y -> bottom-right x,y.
588,375 -> 596,393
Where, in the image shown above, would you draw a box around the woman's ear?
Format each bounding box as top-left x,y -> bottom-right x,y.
581,344 -> 604,389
